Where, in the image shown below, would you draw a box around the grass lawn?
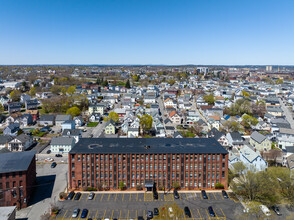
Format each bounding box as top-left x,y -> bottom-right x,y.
87,122 -> 99,127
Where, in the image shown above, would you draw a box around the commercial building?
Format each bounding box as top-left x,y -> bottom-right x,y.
69,138 -> 228,190
0,151 -> 36,208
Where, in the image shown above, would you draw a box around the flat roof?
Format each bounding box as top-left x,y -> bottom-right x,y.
70,138 -> 228,154
0,151 -> 35,174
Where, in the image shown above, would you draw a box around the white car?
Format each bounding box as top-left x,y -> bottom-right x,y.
45,158 -> 54,162
168,207 -> 174,218
72,208 -> 80,218
259,205 -> 271,216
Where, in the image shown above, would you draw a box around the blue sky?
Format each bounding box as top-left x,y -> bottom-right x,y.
0,0 -> 293,65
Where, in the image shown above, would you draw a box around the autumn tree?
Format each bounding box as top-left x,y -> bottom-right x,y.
9,90 -> 22,102
67,86 -> 76,95
203,94 -> 215,105
29,87 -> 37,97
223,120 -> 243,132
66,107 -> 81,117
104,112 -> 119,123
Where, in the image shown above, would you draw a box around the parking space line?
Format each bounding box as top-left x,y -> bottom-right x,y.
207,193 -> 210,200
102,210 -> 106,219
79,194 -> 83,201
127,210 -> 129,219
122,193 -> 124,201
213,193 -> 217,200
107,194 -> 111,201
143,210 -> 145,218
214,209 -> 219,219
136,210 -> 137,218
136,193 -> 138,201
194,192 -> 197,200
190,208 -> 194,219
119,210 -> 121,219
93,193 -> 96,201
62,210 -> 68,220
111,210 -> 114,219
129,194 -> 132,201
95,210 -> 98,219
87,210 -> 90,219
100,194 -> 104,201
197,209 -> 202,219
115,193 -> 117,201
220,208 -> 225,218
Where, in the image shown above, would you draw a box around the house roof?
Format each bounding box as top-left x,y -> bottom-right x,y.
250,131 -> 267,144
229,132 -> 243,141
0,151 -> 36,173
169,110 -> 177,118
62,129 -> 81,136
51,137 -> 75,145
0,135 -> 13,145
240,145 -> 262,163
25,110 -> 39,115
56,115 -> 71,121
105,119 -> 116,127
279,128 -> 294,135
70,138 -> 228,154
40,114 -> 55,121
209,115 -> 220,121
13,134 -> 32,143
208,128 -> 225,141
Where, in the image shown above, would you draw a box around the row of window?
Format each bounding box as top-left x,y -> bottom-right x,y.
0,172 -> 22,179
0,180 -> 23,190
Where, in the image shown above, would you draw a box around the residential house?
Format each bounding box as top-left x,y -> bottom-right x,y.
276,128 -> 294,149
173,131 -> 183,138
50,136 -> 75,153
114,108 -> 126,120
3,123 -> 20,136
0,135 -> 13,149
240,145 -> 268,172
89,113 -> 101,122
8,134 -> 34,151
169,111 -> 182,125
228,151 -> 241,170
25,110 -> 39,122
164,98 -> 177,108
8,102 -> 22,113
73,116 -> 84,127
226,132 -> 244,148
62,129 -> 82,144
55,115 -> 72,127
127,127 -> 139,138
267,106 -> 283,117
207,127 -> 229,147
105,119 -> 116,135
144,94 -> 156,104
61,120 -> 75,131
165,126 -> 175,137
20,94 -> 31,103
88,103 -> 106,115
250,131 -> 271,152
25,99 -> 38,110
0,95 -> 10,105
39,115 -> 55,126
15,114 -> 33,127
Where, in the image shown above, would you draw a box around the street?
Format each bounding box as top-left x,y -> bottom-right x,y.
279,98 -> 294,129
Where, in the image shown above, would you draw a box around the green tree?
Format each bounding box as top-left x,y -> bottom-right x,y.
242,91 -> 250,97
132,74 -> 140,82
242,115 -> 258,128
0,104 -> 4,113
167,79 -> 176,85
223,120 -> 243,132
203,94 -> 215,105
104,112 -> 119,122
67,86 -> 76,95
125,79 -> 131,88
119,181 -> 125,190
276,78 -> 284,84
9,90 -> 21,102
50,85 -> 62,95
232,162 -> 246,175
138,114 -> 153,135
66,107 -> 81,117
29,87 -> 37,97
102,80 -> 109,87
61,87 -> 67,95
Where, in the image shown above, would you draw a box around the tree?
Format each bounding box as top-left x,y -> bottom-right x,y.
119,181 -> 125,190
29,87 -> 37,96
50,85 -> 62,95
104,112 -> 119,123
125,79 -> 131,88
67,86 -> 76,95
158,202 -> 184,220
276,79 -> 284,84
102,80 -> 109,87
203,94 -> 215,105
223,120 -> 243,132
138,114 -> 153,135
132,74 -> 140,82
66,107 -> 81,117
232,162 -> 246,175
167,79 -> 176,86
242,115 -> 258,128
0,104 -> 4,113
242,91 -> 250,97
9,90 -> 21,102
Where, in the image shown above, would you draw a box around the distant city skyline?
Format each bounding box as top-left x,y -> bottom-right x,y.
0,0 -> 294,65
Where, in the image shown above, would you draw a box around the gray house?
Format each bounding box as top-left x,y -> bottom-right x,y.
56,115 -> 72,127
8,102 -> 22,113
3,123 -> 20,136
25,99 -> 38,110
39,115 -> 55,126
62,129 -> 82,143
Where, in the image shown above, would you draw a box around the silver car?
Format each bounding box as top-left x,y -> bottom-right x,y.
72,208 -> 80,218
88,192 -> 95,200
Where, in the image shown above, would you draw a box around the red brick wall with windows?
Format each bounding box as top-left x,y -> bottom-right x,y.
69,153 -> 228,190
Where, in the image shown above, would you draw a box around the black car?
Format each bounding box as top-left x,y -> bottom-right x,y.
272,205 -> 282,216
46,150 -> 51,154
154,208 -> 159,216
67,191 -> 75,200
137,216 -> 144,220
74,192 -> 81,200
147,210 -> 153,219
222,190 -> 228,199
55,154 -> 63,157
201,190 -> 208,199
153,191 -> 158,200
184,207 -> 191,218
208,206 -> 216,217
173,190 -> 180,199
51,162 -> 57,168
81,209 -> 88,218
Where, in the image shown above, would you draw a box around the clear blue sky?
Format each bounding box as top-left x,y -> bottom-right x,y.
0,0 -> 293,65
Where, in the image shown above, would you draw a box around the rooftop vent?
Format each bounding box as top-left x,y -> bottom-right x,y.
145,145 -> 151,149
88,144 -> 103,149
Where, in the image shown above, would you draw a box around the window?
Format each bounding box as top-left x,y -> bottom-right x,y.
222,163 -> 225,168
6,182 -> 9,188
72,171 -> 75,178
77,155 -> 80,161
222,171 -> 225,178
72,163 -> 75,169
19,172 -> 22,177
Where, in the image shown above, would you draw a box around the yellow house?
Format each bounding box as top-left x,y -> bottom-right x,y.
105,119 -> 116,135
88,103 -> 105,115
250,131 -> 272,152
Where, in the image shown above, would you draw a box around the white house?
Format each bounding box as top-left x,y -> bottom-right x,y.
50,136 -> 75,153
240,145 -> 268,172
8,134 -> 33,152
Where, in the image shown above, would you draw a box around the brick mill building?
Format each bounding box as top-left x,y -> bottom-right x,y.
0,151 -> 36,208
69,138 -> 228,190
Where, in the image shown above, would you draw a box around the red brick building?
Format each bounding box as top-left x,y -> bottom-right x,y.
69,138 -> 228,190
0,151 -> 36,209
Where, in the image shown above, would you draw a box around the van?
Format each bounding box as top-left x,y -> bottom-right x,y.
259,205 -> 271,216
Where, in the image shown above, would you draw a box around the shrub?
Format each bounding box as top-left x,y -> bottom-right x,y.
119,181 -> 126,190
87,187 -> 97,191
215,183 -> 224,189
59,192 -> 67,199
172,182 -> 181,190
158,186 -> 164,191
135,185 -> 143,190
97,183 -> 103,191
51,205 -> 59,214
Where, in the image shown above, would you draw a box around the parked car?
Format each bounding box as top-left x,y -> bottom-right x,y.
40,126 -> 51,132
173,190 -> 180,199
67,191 -> 75,200
74,192 -> 81,200
154,208 -> 159,216
46,150 -> 51,154
72,208 -> 80,218
88,192 -> 95,200
222,190 -> 228,199
272,205 -> 282,216
184,207 -> 191,218
168,207 -> 174,218
45,158 -> 54,162
51,162 -> 57,168
208,206 -> 215,217
81,209 -> 88,218
137,217 -> 144,220
259,205 -> 271,216
201,190 -> 208,199
55,154 -> 62,157
153,191 -> 158,200
147,210 -> 153,219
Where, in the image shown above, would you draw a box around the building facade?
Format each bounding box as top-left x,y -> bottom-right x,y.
69,138 -> 228,190
0,151 -> 36,208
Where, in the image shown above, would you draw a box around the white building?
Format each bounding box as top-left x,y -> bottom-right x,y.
240,146 -> 268,172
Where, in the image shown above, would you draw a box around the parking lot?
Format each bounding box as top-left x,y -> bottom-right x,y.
55,191 -> 243,220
